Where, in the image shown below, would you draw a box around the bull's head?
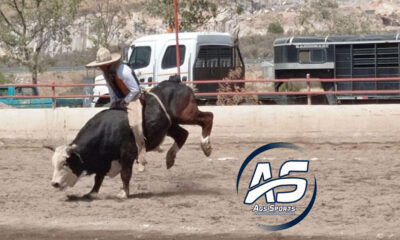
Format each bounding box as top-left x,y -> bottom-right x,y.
46,144 -> 84,190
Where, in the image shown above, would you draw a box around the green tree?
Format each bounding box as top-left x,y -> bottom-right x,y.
236,4 -> 244,15
0,72 -> 10,84
144,0 -> 216,31
0,0 -> 81,84
268,22 -> 284,34
87,0 -> 129,48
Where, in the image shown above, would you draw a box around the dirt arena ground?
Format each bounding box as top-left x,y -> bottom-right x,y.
0,137 -> 399,240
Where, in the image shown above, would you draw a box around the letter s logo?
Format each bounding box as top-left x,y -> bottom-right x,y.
236,143 -> 317,231
244,161 -> 309,204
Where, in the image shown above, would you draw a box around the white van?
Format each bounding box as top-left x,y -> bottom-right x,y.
92,32 -> 244,107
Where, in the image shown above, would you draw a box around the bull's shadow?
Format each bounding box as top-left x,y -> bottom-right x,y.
128,188 -> 222,199
65,194 -> 97,202
65,188 -> 222,202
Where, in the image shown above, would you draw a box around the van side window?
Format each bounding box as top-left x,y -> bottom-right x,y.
162,45 -> 186,69
129,46 -> 151,69
195,46 -> 233,68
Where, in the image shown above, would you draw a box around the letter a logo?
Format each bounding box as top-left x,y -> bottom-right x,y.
244,161 -> 309,204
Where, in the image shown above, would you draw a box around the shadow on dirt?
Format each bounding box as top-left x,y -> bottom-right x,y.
65,194 -> 95,202
65,188 -> 223,202
0,226 -> 372,240
128,188 -> 223,199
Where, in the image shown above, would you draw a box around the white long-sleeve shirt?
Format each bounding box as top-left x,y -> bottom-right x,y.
107,63 -> 140,103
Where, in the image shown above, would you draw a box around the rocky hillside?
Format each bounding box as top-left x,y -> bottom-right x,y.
208,0 -> 400,36
2,0 -> 400,60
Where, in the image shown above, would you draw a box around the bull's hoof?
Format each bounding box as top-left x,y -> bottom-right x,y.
166,150 -> 176,169
201,137 -> 212,157
117,190 -> 129,199
154,146 -> 164,153
138,163 -> 146,172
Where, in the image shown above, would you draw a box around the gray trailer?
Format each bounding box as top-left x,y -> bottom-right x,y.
274,34 -> 400,104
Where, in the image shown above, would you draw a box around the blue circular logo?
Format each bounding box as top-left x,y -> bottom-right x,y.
236,142 -> 317,231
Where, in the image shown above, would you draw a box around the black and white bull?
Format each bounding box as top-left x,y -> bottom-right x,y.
49,79 -> 213,198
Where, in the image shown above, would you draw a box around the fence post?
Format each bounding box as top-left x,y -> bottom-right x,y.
52,81 -> 56,109
306,73 -> 311,105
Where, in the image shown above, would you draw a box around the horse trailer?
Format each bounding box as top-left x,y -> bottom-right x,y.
274,34 -> 400,104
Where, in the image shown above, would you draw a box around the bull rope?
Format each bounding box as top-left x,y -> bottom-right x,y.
146,91 -> 172,125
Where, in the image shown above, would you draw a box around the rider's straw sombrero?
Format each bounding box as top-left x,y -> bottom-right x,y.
86,47 -> 121,67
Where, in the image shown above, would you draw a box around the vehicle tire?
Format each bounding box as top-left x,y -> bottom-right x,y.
321,82 -> 337,105
238,101 -> 258,105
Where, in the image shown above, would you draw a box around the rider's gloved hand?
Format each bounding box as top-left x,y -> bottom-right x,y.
110,102 -> 119,109
119,100 -> 127,109
139,93 -> 145,102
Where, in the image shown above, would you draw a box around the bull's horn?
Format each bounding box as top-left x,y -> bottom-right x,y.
43,145 -> 55,152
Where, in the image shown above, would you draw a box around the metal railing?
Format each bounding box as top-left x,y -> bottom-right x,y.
0,66 -> 86,73
0,59 -> 271,73
1,75 -> 400,108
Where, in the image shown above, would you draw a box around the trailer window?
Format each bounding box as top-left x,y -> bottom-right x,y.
129,46 -> 151,69
299,50 -> 311,63
162,45 -> 186,69
311,49 -> 325,62
298,49 -> 325,63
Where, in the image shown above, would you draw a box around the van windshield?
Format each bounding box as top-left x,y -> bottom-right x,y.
129,46 -> 151,69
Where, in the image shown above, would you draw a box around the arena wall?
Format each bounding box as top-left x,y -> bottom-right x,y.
0,105 -> 399,143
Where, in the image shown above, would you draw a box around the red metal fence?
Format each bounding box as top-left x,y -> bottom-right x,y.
2,75 -> 400,108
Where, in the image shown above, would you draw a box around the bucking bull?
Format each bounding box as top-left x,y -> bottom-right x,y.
46,79 -> 213,198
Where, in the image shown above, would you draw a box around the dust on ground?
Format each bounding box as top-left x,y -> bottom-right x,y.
0,138 -> 399,240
